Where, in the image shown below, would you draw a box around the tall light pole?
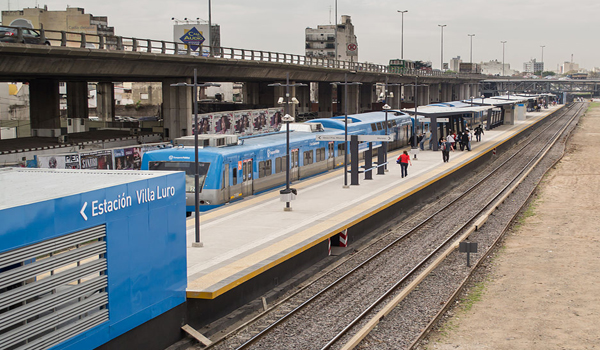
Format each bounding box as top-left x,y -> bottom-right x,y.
334,0 -> 338,64
331,74 -> 361,188
269,74 -> 306,211
404,76 -> 428,152
398,10 -> 408,59
468,34 -> 475,63
540,45 -> 545,73
501,41 -> 507,76
376,77 -> 402,170
438,24 -> 447,70
208,0 -> 212,57
171,70 -> 220,247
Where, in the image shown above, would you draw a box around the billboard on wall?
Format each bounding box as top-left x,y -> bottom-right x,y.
192,107 -> 285,137
38,154 -> 80,169
80,150 -> 113,170
173,23 -> 211,55
113,147 -> 141,170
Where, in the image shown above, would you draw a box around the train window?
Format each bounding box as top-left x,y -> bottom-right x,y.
232,167 -> 237,185
316,148 -> 325,162
303,150 -> 313,165
149,161 -> 210,193
371,123 -> 377,132
337,143 -> 346,155
259,160 -> 272,178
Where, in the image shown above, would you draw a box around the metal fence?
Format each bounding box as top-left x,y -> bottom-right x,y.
3,26 -> 482,79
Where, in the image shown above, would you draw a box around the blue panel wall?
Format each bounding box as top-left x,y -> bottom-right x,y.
0,172 -> 187,350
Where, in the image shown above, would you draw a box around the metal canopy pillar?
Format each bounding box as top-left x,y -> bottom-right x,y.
30,78 -> 61,137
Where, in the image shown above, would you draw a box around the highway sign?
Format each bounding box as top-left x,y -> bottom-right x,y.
357,135 -> 394,142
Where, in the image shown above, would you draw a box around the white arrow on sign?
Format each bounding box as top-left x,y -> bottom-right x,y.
80,202 -> 88,221
315,135 -> 346,141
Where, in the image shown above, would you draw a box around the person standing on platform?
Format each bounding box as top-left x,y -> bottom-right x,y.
397,150 -> 412,178
466,128 -> 472,151
419,133 -> 426,150
441,138 -> 453,162
461,130 -> 469,151
474,125 -> 484,142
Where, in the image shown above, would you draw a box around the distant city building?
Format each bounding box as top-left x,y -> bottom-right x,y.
1,6 -> 114,37
523,58 -> 544,73
561,61 -> 580,74
459,62 -> 481,74
449,56 -> 462,72
481,60 -> 516,76
305,15 -> 358,61
172,19 -> 220,56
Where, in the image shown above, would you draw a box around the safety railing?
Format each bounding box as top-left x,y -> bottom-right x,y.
3,25 -> 482,79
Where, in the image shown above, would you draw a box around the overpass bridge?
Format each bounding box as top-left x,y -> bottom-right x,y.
0,26 -> 484,140
481,79 -> 600,96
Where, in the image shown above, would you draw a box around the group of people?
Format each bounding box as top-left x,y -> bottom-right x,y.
397,125 -> 486,174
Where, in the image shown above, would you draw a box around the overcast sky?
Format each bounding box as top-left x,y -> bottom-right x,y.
3,0 -> 599,72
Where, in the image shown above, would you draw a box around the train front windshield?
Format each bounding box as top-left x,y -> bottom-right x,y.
148,161 -> 210,193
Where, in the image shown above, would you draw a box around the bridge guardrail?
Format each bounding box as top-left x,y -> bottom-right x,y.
5,26 -> 482,80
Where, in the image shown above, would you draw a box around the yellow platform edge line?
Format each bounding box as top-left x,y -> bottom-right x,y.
185,109 -> 558,299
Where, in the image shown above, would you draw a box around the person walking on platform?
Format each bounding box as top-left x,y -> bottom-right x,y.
397,150 -> 412,178
466,128 -> 472,151
460,130 -> 469,151
474,125 -> 484,142
441,138 -> 453,162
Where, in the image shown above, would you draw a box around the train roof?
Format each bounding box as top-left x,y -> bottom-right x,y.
307,110 -> 410,130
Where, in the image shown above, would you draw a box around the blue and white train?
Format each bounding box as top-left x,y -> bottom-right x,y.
141,111 -> 413,213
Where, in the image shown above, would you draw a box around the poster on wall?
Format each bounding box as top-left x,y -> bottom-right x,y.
38,154 -> 80,169
268,108 -> 283,131
233,111 -> 252,135
251,110 -> 266,133
113,147 -> 141,170
214,112 -> 233,134
80,150 -> 113,169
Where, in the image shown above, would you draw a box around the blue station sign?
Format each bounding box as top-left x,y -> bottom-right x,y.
179,27 -> 205,51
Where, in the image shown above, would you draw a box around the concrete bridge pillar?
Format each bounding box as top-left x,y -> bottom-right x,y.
96,82 -> 115,122
258,82 -> 275,107
242,82 -> 259,105
360,83 -> 374,112
402,85 -> 413,107
30,78 -> 61,137
162,78 -> 192,140
388,85 -> 401,109
318,81 -> 333,118
66,82 -> 89,121
343,84 -> 360,115
295,84 -> 311,116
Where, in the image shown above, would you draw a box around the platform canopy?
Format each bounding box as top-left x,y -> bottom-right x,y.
462,97 -> 527,106
401,104 -> 493,117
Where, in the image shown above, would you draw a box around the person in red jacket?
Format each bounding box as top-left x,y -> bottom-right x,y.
397,150 -> 412,178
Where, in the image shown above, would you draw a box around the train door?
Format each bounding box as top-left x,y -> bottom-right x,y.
290,149 -> 299,181
327,142 -> 335,170
241,159 -> 253,196
222,164 -> 230,202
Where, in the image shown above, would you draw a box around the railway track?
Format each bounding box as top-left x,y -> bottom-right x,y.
198,103 -> 586,350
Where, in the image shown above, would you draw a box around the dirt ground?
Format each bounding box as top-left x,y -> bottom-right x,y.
426,103 -> 600,350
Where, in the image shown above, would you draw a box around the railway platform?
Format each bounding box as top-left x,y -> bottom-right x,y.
184,105 -> 562,328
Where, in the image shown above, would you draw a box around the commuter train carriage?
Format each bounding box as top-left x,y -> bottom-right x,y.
141,111 -> 413,213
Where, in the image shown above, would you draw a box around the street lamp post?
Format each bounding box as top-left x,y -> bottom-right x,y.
501,41 -> 507,76
404,76 -> 428,156
334,0 -> 338,64
468,34 -> 475,63
331,74 -> 361,188
376,77 -> 402,171
269,73 -> 307,211
171,69 -> 220,247
540,45 -> 545,73
398,10 -> 408,60
438,24 -> 447,70
208,0 -> 212,57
